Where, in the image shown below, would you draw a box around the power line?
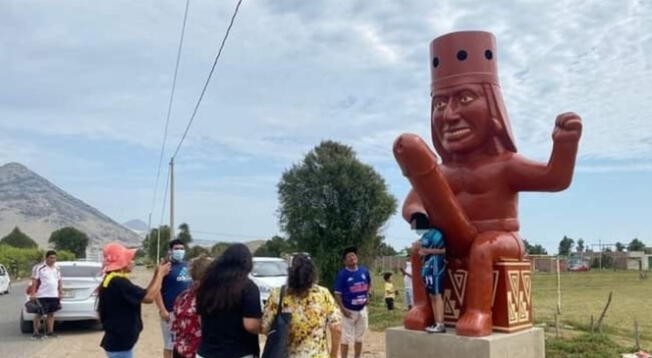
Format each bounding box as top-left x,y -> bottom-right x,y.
149,0 -> 192,220
171,0 -> 244,159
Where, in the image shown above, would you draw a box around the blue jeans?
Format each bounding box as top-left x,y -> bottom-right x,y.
105,350 -> 133,358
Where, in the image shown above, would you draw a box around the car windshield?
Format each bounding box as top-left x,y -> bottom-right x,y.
60,265 -> 103,278
252,261 -> 288,277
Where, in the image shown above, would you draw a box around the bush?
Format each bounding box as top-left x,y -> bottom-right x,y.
0,227 -> 38,248
0,245 -> 75,279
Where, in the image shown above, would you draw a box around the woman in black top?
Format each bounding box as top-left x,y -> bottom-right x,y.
97,242 -> 171,358
196,243 -> 262,358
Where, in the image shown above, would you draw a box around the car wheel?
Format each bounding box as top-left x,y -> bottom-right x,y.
20,312 -> 32,334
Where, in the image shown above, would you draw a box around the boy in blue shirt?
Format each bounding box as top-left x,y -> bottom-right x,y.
414,228 -> 447,333
334,247 -> 371,358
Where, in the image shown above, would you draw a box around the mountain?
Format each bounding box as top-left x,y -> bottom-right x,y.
0,162 -> 142,254
123,219 -> 148,233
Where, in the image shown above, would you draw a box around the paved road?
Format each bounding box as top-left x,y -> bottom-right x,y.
0,281 -> 46,358
0,280 -> 101,358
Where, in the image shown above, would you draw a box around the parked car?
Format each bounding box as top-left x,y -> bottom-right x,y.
20,261 -> 102,333
249,257 -> 288,307
0,264 -> 10,295
568,263 -> 590,272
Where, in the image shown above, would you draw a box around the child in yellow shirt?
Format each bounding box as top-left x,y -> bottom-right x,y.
383,272 -> 399,311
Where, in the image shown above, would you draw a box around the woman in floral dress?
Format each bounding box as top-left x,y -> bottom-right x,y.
262,254 -> 341,358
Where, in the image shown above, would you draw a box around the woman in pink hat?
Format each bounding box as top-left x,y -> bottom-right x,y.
97,242 -> 171,358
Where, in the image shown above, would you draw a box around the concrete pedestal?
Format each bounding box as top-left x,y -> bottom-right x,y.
386,327 -> 545,358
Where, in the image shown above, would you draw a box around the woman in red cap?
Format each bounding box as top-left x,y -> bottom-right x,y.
97,242 -> 171,358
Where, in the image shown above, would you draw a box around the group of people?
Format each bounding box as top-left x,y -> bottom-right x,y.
97,241 -> 376,358
25,227 -> 448,357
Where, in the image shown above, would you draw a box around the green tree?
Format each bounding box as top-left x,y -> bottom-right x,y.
530,244 -> 548,255
0,226 -> 37,248
254,236 -> 290,257
278,140 -> 397,288
523,239 -> 547,255
558,236 -> 574,256
176,223 -> 193,245
210,242 -> 232,257
48,227 -> 89,258
615,242 -> 625,252
627,238 -> 646,252
377,241 -> 398,256
576,238 -> 585,253
591,252 -> 614,269
186,245 -> 210,260
143,226 -> 171,261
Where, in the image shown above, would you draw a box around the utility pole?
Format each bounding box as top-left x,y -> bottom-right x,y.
170,158 -> 175,244
156,226 -> 161,263
599,239 -> 602,270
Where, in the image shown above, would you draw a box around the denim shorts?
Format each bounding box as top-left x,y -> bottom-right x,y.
105,350 -> 133,358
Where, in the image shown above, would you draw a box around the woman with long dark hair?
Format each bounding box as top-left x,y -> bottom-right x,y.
196,244 -> 262,358
262,254 -> 341,358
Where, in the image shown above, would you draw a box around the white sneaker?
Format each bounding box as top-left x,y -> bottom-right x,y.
426,323 -> 446,333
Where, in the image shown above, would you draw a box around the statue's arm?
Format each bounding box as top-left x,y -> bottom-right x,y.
508,112 -> 582,192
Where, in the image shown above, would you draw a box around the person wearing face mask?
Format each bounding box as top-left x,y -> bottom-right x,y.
156,239 -> 192,358
412,227 -> 447,333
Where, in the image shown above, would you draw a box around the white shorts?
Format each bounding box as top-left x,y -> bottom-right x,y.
341,307 -> 368,345
160,312 -> 175,351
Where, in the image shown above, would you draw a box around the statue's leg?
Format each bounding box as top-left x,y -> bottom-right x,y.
393,134 -> 477,257
456,231 -> 522,336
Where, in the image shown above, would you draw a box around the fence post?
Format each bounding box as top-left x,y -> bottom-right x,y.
635,320 -> 640,351
556,257 -> 562,314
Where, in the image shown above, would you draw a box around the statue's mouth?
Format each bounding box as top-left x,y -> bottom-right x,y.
443,126 -> 471,141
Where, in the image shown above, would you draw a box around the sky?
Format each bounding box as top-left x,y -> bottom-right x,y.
1,0 -> 651,255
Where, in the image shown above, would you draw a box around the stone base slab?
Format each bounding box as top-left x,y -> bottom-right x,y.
386,326 -> 545,358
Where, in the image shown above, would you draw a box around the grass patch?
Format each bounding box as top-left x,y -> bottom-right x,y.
366,269 -> 651,355
546,333 -> 629,358
368,270 -> 410,331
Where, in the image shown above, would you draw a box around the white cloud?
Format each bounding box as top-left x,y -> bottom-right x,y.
1,0 -> 651,249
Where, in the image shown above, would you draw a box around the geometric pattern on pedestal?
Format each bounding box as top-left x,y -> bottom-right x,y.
443,261 -> 534,333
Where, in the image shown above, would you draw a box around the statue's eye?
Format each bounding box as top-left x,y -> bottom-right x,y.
459,94 -> 475,104
434,99 -> 447,110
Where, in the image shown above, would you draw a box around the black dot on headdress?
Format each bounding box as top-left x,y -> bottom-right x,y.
485,50 -> 493,60
432,57 -> 439,68
457,50 -> 467,61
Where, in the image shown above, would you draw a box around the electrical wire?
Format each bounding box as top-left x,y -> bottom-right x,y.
171,0 -> 244,159
149,0 -> 192,222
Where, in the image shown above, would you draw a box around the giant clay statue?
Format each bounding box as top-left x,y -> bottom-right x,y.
393,31 -> 582,337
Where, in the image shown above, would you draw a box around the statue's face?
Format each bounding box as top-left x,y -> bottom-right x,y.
432,83 -> 493,155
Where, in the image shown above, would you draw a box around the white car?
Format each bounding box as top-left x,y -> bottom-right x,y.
0,264 -> 10,295
20,261 -> 102,333
249,257 -> 288,307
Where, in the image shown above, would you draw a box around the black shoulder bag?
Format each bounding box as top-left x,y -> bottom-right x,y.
261,285 -> 292,358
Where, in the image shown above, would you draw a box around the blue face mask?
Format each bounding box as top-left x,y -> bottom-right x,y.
171,249 -> 185,262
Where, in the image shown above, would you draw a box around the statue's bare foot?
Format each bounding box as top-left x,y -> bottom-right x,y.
455,310 -> 492,336
404,304 -> 434,331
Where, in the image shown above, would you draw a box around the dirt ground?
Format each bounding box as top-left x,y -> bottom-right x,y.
32,267 -> 387,358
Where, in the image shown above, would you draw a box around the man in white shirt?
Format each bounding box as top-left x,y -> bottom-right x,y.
400,258 -> 413,310
30,250 -> 62,338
